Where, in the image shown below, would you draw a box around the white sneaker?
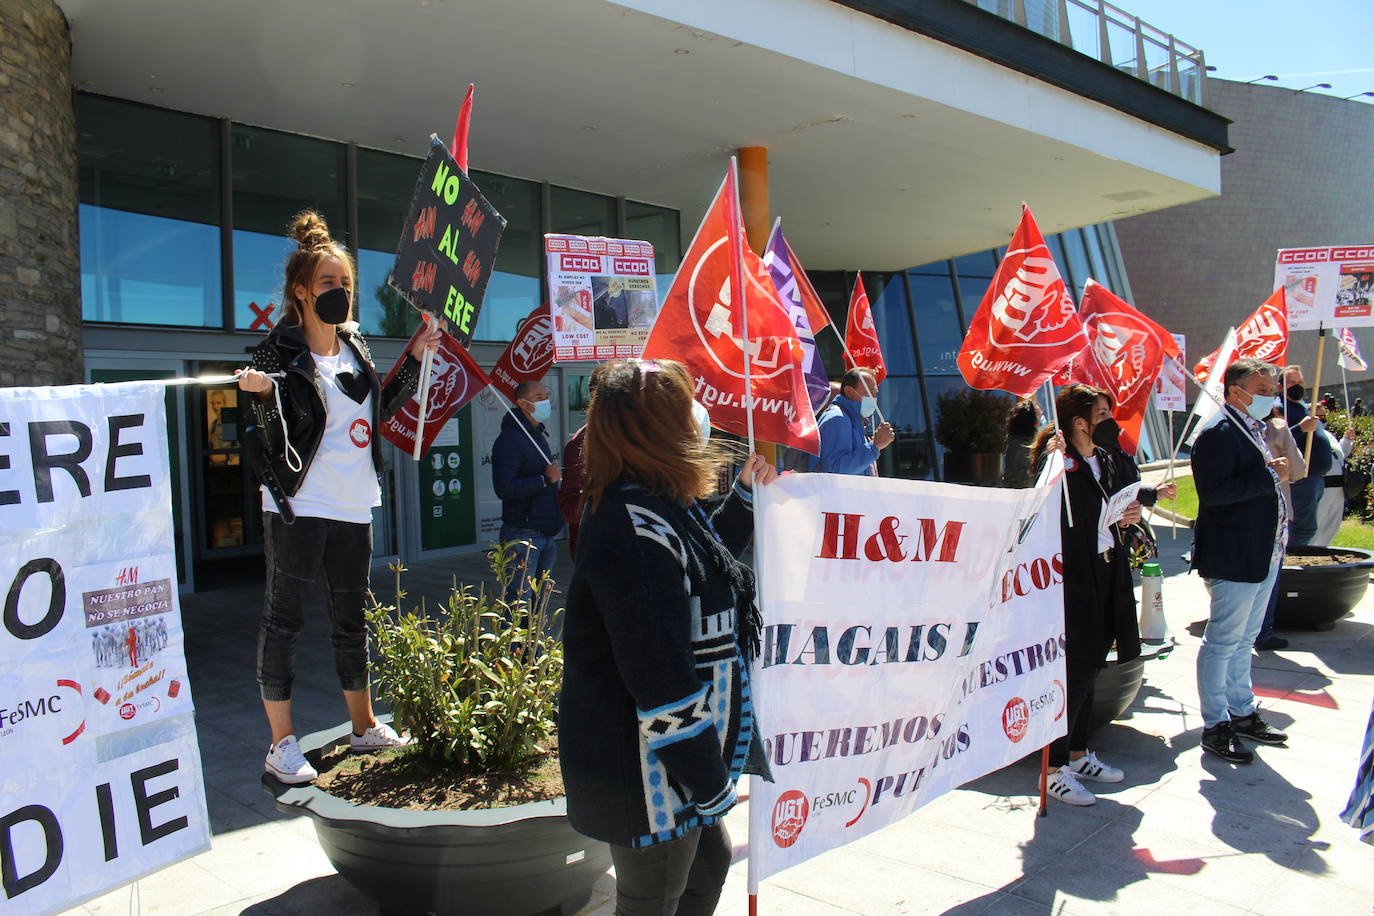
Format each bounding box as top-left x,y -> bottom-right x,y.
350,721 -> 414,752
1045,768 -> 1096,806
265,735 -> 317,784
1066,750 -> 1124,784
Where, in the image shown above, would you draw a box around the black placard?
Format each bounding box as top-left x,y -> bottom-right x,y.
389,136 -> 506,346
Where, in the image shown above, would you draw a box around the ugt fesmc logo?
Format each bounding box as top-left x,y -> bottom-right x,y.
771,790 -> 809,848
1001,680 -> 1066,743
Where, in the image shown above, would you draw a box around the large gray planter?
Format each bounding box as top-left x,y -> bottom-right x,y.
263,722 -> 611,916
1275,546 -> 1374,630
1088,640 -> 1171,732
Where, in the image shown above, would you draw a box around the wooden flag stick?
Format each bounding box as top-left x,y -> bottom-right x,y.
1303,325 -> 1327,467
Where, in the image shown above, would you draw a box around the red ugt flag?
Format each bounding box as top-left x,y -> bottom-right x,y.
844,274 -> 886,384
641,166 -> 820,454
1194,288 -> 1288,382
489,302 -> 554,400
381,324 -> 490,458
957,205 -> 1087,396
1075,280 -> 1181,454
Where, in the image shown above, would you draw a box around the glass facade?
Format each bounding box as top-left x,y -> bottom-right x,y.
75,93 -> 681,344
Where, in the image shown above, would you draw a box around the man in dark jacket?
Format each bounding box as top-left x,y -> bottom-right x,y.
1191,357 -> 1291,764
491,380 -> 562,602
1283,364 -> 1330,546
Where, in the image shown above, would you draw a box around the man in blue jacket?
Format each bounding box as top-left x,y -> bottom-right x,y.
1191,357 -> 1291,764
491,380 -> 562,602
812,367 -> 894,475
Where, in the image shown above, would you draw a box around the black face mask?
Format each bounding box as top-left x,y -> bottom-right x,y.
1091,417 -> 1121,449
1286,384 -> 1305,402
313,287 -> 351,325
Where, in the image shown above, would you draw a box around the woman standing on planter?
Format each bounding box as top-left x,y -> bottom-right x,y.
561,358 -> 775,916
237,211 -> 439,784
1030,384 -> 1142,806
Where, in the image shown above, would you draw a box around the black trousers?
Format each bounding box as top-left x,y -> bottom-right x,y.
1048,661 -> 1100,767
608,822 -> 732,916
257,512 -> 372,702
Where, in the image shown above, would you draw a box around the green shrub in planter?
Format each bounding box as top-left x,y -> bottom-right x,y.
934,388 -> 1014,453
366,543 -> 562,771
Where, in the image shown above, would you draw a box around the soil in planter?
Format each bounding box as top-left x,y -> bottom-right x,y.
314,739 -> 565,811
1283,553 -> 1369,567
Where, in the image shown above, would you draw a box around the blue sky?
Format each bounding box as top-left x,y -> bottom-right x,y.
1120,0 -> 1374,101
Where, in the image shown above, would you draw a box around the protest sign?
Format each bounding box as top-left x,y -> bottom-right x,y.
390,136 -> 507,346
1154,334 -> 1187,412
748,469 -> 1065,884
380,324 -> 491,458
0,382 -> 210,915
1274,245 -> 1374,330
545,235 -> 659,361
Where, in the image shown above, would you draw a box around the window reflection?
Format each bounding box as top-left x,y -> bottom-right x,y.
77,95 -> 222,326
471,170 -> 542,342
908,272 -> 962,374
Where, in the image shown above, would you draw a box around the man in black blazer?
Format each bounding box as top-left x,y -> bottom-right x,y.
1191,357 -> 1291,764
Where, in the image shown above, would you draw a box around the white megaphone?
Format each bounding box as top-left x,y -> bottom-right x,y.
1138,562 -> 1172,643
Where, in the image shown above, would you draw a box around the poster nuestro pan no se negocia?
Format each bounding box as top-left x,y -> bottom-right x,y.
391,136 -> 506,347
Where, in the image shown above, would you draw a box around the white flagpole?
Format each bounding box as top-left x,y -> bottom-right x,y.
1166,407 -> 1177,537
730,157 -> 757,455
411,317 -> 440,461
160,372 -> 285,387
1043,380 -> 1073,528
1342,362 -> 1351,414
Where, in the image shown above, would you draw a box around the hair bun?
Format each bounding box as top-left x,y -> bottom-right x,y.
288,210 -> 333,249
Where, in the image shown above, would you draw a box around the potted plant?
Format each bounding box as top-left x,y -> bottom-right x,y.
263,546 -> 611,916
1275,546 -> 1374,630
934,388 -> 1012,484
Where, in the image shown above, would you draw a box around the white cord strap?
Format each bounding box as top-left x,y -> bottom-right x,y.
271,380 -> 304,473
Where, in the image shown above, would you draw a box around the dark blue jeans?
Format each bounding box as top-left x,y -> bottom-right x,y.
498,524 -> 557,606
258,513 -> 372,702
1290,476 -> 1322,546
607,823 -> 731,916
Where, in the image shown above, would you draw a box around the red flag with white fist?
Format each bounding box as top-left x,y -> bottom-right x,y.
381,324 -> 491,458
843,274 -> 887,384
641,165 -> 819,454
1194,288 -> 1288,382
957,205 -> 1087,396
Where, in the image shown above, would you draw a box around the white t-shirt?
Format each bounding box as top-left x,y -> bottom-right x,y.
1084,454 -> 1114,554
262,346 -> 380,524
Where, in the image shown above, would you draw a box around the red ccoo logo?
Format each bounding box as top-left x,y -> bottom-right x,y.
771,789 -> 809,848
1002,697 -> 1029,743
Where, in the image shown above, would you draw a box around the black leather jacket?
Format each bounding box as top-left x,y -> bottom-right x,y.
244,323 -> 420,523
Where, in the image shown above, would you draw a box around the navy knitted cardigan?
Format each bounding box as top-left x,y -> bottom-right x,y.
559,481 -> 757,849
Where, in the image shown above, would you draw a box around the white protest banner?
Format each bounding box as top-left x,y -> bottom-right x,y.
1275,245 -> 1374,330
748,469 -> 1066,885
0,382 -> 210,915
545,234 -> 659,361
1153,334 -> 1187,412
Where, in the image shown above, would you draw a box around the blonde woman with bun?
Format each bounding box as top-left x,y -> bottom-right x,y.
237,211 -> 440,784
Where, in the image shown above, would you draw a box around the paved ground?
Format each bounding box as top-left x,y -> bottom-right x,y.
66,502 -> 1374,916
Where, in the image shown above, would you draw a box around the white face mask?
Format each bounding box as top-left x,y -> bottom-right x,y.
859,396 -> 878,418
691,401 -> 711,445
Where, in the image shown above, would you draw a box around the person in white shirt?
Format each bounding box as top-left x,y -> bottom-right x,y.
237,211 -> 439,784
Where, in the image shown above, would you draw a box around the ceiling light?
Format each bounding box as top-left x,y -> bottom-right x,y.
340,81 -> 356,88
148,87 -> 164,93
674,48 -> 690,55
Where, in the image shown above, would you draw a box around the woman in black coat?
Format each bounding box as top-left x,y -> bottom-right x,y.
1031,384 -> 1142,806
560,358 -> 775,916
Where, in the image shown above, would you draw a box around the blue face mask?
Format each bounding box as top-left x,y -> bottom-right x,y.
530,398 -> 552,423
1242,391 -> 1273,421
860,396 -> 878,418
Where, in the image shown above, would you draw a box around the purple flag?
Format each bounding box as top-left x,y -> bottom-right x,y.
763,222 -> 830,412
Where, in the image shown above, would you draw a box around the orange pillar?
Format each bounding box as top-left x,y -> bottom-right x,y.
737,146 -> 770,254
736,146 -> 777,463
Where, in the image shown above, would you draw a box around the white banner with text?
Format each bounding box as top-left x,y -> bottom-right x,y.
0,382 -> 210,916
748,469 -> 1066,885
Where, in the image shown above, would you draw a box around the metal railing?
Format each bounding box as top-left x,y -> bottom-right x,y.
967,0 -> 1209,106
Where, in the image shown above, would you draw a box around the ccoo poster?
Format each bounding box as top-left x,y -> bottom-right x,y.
1275,245 -> 1374,330
545,234 -> 659,361
0,382 -> 210,915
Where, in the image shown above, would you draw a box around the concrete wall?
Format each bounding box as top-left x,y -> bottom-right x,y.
0,0 -> 81,387
1115,80 -> 1374,400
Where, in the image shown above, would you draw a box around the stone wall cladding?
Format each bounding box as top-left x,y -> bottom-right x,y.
1115,80 -> 1374,382
0,0 -> 81,387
